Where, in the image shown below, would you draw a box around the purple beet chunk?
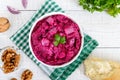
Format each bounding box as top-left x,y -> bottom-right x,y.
38,47 -> 53,60
46,17 -> 54,25
41,38 -> 50,46
59,33 -> 65,36
66,51 -> 74,61
56,15 -> 64,22
41,22 -> 49,30
69,38 -> 75,46
55,59 -> 66,65
64,26 -> 74,35
49,27 -> 57,35
58,52 -> 66,59
31,33 -> 39,46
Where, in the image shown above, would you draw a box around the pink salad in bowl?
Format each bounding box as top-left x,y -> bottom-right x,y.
29,12 -> 83,67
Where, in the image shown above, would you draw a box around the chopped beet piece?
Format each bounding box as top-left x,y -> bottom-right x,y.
58,52 -> 66,59
41,38 -> 50,46
66,51 -> 74,61
42,22 -> 49,30
69,38 -> 75,46
49,27 -> 57,35
64,26 -> 74,35
46,17 -> 54,25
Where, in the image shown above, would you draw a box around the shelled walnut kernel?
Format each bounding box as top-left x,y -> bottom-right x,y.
11,78 -> 17,80
21,69 -> 33,80
0,17 -> 10,32
1,48 -> 20,73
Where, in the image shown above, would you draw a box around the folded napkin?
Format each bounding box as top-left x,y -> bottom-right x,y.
10,0 -> 98,80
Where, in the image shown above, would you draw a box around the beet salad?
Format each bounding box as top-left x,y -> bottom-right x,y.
30,14 -> 82,66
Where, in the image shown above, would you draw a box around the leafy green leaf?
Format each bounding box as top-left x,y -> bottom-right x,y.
54,34 -> 61,42
79,0 -> 120,17
53,34 -> 66,46
60,36 -> 66,44
54,41 -> 59,46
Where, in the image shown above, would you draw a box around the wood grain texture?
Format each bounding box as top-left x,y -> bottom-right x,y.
0,10 -> 120,47
0,0 -> 120,80
1,0 -> 120,48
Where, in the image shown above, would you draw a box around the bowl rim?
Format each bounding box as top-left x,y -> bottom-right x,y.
29,12 -> 84,68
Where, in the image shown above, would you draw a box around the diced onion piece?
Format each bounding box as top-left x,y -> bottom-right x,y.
22,0 -> 28,8
7,6 -> 20,14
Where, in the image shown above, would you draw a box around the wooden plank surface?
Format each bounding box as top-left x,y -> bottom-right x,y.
1,0 -> 120,47
0,0 -> 120,80
0,11 -> 120,47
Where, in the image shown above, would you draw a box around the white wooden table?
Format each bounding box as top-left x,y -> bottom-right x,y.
0,0 -> 120,80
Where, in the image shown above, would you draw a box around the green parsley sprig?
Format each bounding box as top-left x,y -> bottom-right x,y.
79,0 -> 120,17
53,34 -> 66,46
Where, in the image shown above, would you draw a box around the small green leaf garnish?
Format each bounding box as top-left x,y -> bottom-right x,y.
53,34 -> 66,46
60,36 -> 66,44
54,34 -> 61,41
54,41 -> 59,46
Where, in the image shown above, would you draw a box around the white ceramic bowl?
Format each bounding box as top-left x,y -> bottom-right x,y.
29,12 -> 84,68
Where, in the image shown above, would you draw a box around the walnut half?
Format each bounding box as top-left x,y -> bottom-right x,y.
11,78 -> 17,80
1,48 -> 20,73
0,17 -> 10,32
21,69 -> 33,80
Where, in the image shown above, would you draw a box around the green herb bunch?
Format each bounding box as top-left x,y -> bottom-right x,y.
79,0 -> 120,17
